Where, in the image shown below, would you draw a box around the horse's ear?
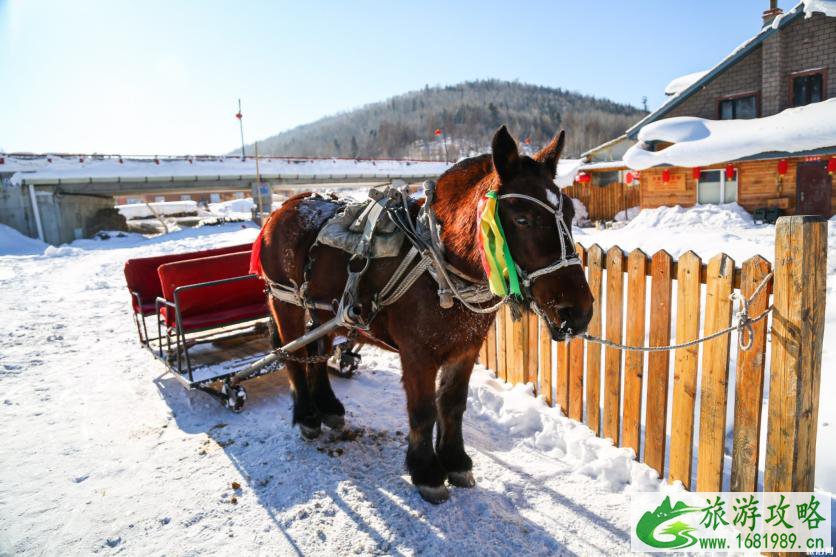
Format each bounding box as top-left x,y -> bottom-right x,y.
534,130 -> 566,179
491,125 -> 519,183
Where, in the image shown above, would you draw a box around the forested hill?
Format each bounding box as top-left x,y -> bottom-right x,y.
244,80 -> 646,160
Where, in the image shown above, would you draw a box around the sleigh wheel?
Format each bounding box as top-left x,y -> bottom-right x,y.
222,381 -> 247,413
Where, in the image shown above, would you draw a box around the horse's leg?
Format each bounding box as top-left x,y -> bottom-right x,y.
436,349 -> 478,488
269,299 -> 322,439
306,335 -> 346,430
400,350 -> 448,503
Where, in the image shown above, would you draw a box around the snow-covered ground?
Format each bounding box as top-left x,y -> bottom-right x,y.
0,221 -> 676,555
0,203 -> 834,554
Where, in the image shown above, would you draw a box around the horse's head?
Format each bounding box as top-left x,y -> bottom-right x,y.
490,126 -> 594,340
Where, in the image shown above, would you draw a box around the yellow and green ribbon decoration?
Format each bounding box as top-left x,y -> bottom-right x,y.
477,190 -> 522,298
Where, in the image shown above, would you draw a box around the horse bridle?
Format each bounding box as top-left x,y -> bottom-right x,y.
496,190 -> 582,313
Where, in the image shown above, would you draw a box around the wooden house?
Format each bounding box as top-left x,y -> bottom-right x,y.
571,1 -> 836,220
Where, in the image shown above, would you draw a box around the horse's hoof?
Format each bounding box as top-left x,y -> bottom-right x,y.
417,484 -> 450,504
299,424 -> 322,440
321,414 -> 345,430
447,470 -> 476,488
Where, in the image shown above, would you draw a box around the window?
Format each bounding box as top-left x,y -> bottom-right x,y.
154,195 -> 165,203
719,95 -> 758,120
792,73 -> 824,106
210,193 -> 221,203
697,169 -> 737,205
180,194 -> 192,201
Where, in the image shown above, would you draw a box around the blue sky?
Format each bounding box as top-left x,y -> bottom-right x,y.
0,0 -> 799,155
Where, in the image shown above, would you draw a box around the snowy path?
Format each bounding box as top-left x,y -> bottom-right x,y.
0,224 -> 662,556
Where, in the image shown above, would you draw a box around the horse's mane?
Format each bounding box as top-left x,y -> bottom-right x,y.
433,154 -> 497,275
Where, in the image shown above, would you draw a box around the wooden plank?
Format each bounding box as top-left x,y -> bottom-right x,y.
512,310 -> 527,385
527,311 -> 539,392
556,341 -> 570,414
696,253 -> 735,492
539,318 -> 553,406
486,319 -> 497,374
568,337 -> 584,422
505,305 -> 516,382
730,256 -> 771,492
568,244 -> 587,422
622,249 -> 648,457
585,244 -> 604,435
669,251 -> 702,489
644,251 -> 674,477
496,305 -> 507,382
478,338 -> 488,367
603,246 -> 625,444
764,216 -> 827,493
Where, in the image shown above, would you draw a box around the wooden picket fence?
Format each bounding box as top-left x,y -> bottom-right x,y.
478,216 -> 826,493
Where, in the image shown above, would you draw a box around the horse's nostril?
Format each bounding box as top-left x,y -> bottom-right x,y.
558,306 -> 592,333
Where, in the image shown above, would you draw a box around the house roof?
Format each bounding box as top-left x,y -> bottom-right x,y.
624,2 -> 805,139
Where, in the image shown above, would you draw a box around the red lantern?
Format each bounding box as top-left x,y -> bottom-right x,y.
827,158 -> 836,176
625,171 -> 634,185
725,163 -> 735,180
434,128 -> 442,136
692,167 -> 701,180
777,159 -> 788,175
662,169 -> 671,183
235,112 -> 243,120
577,172 -> 591,184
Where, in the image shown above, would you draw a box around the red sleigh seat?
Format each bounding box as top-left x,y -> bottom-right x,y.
157,251 -> 268,333
124,243 -> 253,316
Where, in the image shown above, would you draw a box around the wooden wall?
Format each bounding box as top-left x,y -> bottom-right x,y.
639,157 -> 836,215
564,181 -> 639,222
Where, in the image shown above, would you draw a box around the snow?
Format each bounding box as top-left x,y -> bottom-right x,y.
555,158 -> 584,187
804,0 -> 836,17
116,200 -> 198,219
571,198 -> 589,226
0,223 -> 47,256
613,206 -> 640,223
208,197 -> 256,218
0,221 -> 675,555
664,71 -> 708,96
1,208 -> 834,554
624,99 -> 836,170
2,155 -> 452,186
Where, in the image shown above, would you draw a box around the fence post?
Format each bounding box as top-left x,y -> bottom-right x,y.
764,216 -> 827,493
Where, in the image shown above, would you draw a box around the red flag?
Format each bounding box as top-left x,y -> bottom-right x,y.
235,112 -> 243,120
434,128 -> 442,136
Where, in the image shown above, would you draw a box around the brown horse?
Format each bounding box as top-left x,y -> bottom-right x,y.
257,126 -> 593,503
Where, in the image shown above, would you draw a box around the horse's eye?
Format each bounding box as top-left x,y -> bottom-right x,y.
514,217 -> 530,227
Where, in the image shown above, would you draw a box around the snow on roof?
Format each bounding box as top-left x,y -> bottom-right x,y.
555,159 -> 584,187
664,71 -> 708,96
1,155 -> 451,186
804,0 -> 836,17
623,98 -> 836,170
578,160 -> 627,172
